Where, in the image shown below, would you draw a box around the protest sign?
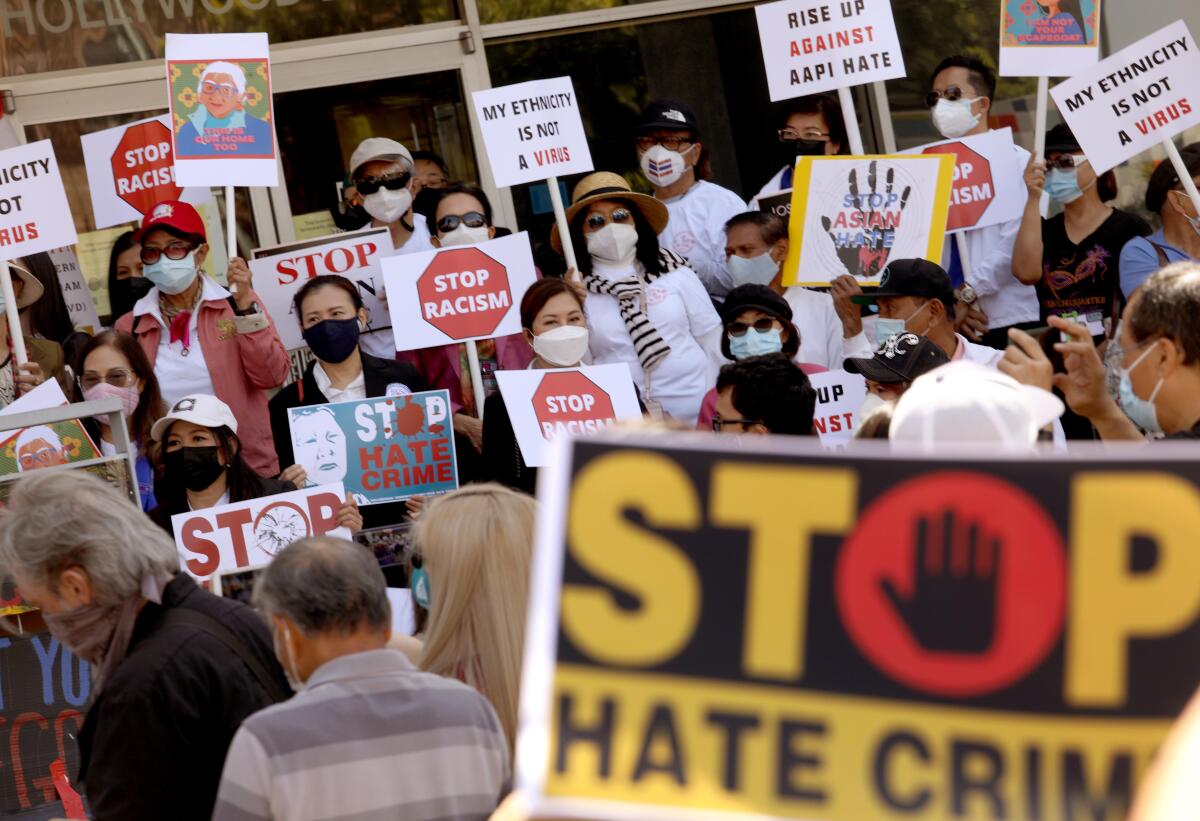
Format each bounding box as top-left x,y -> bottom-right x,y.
904,127 -> 1027,234
165,33 -> 278,187
80,115 -> 212,229
471,77 -> 594,188
46,246 -> 101,333
519,431 -> 1200,820
494,364 -> 642,468
382,231 -> 538,350
287,389 -> 457,505
1049,20 -> 1200,174
755,0 -> 905,101
0,420 -> 100,476
0,140 -> 77,260
782,154 -> 954,287
250,227 -> 394,350
756,189 -> 793,221
999,0 -> 1101,77
173,484 -> 351,585
809,369 -> 867,445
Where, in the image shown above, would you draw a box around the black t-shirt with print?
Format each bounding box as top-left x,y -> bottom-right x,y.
1037,209 -> 1151,323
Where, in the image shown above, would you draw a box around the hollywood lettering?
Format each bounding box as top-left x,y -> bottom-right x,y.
0,157 -> 52,247
353,395 -> 454,491
532,371 -> 617,438
785,0 -> 893,86
417,247 -> 513,339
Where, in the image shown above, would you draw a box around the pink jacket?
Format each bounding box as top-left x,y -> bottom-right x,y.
117,288 -> 290,476
398,334 -> 534,414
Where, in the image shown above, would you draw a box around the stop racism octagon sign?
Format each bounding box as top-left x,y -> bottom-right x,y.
921,141 -> 994,231
416,247 -> 513,340
532,371 -> 617,439
111,120 -> 182,215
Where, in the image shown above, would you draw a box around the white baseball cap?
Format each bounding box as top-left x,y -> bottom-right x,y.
889,361 -> 1064,450
151,394 -> 239,442
348,138 -> 413,179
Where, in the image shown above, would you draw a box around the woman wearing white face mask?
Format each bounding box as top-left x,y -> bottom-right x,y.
552,172 -> 725,425
1119,143 -> 1200,298
1012,124 -> 1150,337
634,100 -> 748,300
115,200 -> 290,477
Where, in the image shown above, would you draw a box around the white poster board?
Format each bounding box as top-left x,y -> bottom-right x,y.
165,32 -> 279,187
81,115 -> 213,229
383,231 -> 539,350
754,0 -> 906,101
1049,20 -> 1200,173
903,128 -> 1027,234
999,0 -> 1101,77
809,369 -> 868,447
471,77 -> 594,187
250,227 -> 395,351
0,140 -> 78,260
46,246 -> 102,333
495,363 -> 643,468
173,484 -> 351,585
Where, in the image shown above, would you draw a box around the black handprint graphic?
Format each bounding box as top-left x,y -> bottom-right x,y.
821,161 -> 913,279
880,509 -> 999,654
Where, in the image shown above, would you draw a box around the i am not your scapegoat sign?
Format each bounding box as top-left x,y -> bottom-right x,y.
520,434 -> 1200,821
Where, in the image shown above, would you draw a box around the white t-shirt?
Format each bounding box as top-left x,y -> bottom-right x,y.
313,362 -> 367,403
133,276 -> 224,408
657,180 -> 746,300
782,286 -> 845,369
586,262 -> 723,424
360,213 -> 436,360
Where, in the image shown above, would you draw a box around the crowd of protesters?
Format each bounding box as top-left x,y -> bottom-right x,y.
0,48 -> 1197,821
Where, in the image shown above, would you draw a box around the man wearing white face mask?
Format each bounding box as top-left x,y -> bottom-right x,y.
635,100 -> 746,300
925,56 -> 1040,350
347,137 -> 436,359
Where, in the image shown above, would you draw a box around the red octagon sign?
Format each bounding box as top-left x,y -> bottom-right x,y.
111,120 -> 182,215
417,247 -> 512,339
921,141 -> 994,231
532,371 -> 616,439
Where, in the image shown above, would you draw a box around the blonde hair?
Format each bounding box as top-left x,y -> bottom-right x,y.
414,484 -> 536,751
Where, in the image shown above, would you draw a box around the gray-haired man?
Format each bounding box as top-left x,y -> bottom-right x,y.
213,536 -> 510,821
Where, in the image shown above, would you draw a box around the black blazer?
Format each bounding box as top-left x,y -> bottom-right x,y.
481,390 -> 537,495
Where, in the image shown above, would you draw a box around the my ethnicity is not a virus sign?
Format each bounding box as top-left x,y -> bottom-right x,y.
755,0 -> 905,101
0,141 -> 77,260
286,389 -> 457,505
518,432 -> 1200,820
782,154 -> 954,287
1049,19 -> 1200,174
471,77 -> 594,188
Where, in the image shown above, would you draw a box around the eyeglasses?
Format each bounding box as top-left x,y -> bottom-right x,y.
1045,154 -> 1089,170
355,172 -> 412,196
712,415 -> 762,432
636,135 -> 693,152
726,317 -> 779,337
18,448 -> 60,470
200,81 -> 237,99
79,368 -> 136,392
436,211 -> 488,234
140,243 -> 195,265
924,86 -> 979,107
585,208 -> 633,230
417,173 -> 449,189
778,128 -> 830,143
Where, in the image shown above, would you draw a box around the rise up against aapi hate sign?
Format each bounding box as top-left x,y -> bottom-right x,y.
904,127 -> 1027,234
1049,20 -> 1200,174
783,154 -> 954,287
518,432 -> 1200,820
0,141 -> 77,260
471,77 -> 594,188
382,231 -> 539,351
998,0 -> 1101,77
755,0 -> 905,102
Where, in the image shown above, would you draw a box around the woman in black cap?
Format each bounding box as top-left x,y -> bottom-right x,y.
1119,142 -> 1200,297
1012,122 -> 1150,338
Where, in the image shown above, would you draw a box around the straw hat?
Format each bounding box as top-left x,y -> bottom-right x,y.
6,262 -> 44,310
550,172 -> 669,255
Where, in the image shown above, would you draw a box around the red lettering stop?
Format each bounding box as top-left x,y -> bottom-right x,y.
111,120 -> 182,215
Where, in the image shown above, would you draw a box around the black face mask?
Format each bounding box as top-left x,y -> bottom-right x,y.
412,186 -> 442,223
302,317 -> 361,364
163,446 -> 226,492
330,203 -> 371,232
110,276 -> 154,319
791,138 -> 828,159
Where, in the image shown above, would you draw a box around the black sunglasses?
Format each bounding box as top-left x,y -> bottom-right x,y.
436,211 -> 488,234
726,317 -> 779,337
140,243 -> 195,265
355,172 -> 412,196
924,85 -> 975,108
585,208 -> 633,230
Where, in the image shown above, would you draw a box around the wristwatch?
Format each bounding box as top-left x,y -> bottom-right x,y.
956,284 -> 978,305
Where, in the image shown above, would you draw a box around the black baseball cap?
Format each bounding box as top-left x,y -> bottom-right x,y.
850,258 -> 955,306
720,284 -> 792,325
844,332 -> 950,384
1044,123 -> 1082,155
636,99 -> 700,134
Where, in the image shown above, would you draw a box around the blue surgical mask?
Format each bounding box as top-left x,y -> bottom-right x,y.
1116,342 -> 1163,434
874,300 -> 931,341
1044,167 -> 1085,204
727,251 -> 779,287
729,327 -> 783,359
143,251 -> 199,296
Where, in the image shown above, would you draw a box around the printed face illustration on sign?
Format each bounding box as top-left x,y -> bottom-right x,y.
172,59 -> 274,160
291,406 -> 348,486
417,247 -> 513,339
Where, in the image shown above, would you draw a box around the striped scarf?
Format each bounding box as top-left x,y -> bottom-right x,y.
583,249 -> 687,372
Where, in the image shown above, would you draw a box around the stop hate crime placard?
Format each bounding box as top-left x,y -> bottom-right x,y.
0,141 -> 76,260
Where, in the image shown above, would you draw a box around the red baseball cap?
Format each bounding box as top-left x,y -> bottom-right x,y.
133,200 -> 207,244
